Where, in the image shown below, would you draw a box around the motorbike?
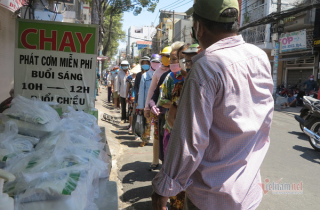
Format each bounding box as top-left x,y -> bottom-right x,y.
294,96 -> 320,151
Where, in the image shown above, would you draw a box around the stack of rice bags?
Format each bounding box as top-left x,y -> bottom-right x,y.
0,96 -> 109,210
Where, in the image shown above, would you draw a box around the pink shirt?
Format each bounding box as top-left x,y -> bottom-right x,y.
152,35 -> 274,209
144,65 -> 170,110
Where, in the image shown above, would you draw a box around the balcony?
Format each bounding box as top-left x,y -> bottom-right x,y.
240,1 -> 271,48
242,1 -> 267,25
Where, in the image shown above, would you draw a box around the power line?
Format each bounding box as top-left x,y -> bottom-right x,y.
162,0 -> 186,10
152,10 -> 160,26
161,0 -> 184,10
168,0 -> 193,10
239,2 -> 320,31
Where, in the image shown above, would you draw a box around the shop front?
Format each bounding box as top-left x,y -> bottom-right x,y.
282,53 -> 318,88
279,28 -> 319,88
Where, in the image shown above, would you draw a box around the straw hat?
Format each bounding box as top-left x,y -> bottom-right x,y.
130,64 -> 141,74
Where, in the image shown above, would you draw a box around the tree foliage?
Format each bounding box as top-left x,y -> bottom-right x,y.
100,0 -> 159,55
103,7 -> 125,58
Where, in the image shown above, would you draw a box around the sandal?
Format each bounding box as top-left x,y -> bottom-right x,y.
148,164 -> 159,171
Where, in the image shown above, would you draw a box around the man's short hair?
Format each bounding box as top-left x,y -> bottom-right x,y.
193,8 -> 239,34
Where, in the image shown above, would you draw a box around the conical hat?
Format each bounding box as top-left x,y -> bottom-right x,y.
130,64 -> 141,74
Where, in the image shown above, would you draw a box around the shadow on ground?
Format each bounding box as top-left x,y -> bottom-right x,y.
122,200 -> 153,210
121,141 -> 153,148
288,131 -> 309,141
293,144 -> 320,164
120,161 -> 159,204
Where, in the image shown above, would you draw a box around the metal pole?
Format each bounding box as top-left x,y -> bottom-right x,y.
173,10 -> 175,43
272,0 -> 281,97
184,25 -> 186,42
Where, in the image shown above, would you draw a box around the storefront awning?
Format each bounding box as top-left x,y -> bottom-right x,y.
0,0 -> 25,12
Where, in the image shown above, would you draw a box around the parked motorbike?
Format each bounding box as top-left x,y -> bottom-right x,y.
295,96 -> 320,151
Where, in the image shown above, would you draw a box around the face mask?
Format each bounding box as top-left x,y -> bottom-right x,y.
151,62 -> 161,71
170,63 -> 181,73
310,78 -> 314,81
186,69 -> 191,73
141,64 -> 150,71
161,56 -> 170,67
192,21 -> 199,44
115,70 -> 119,73
122,66 -> 128,70
179,59 -> 186,71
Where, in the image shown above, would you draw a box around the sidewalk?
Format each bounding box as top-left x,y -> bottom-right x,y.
95,86 -> 157,210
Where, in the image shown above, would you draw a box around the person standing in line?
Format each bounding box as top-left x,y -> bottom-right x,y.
141,53 -> 168,170
147,47 -> 172,164
166,44 -> 199,130
163,44 -> 198,210
118,60 -> 131,124
133,58 -> 150,141
107,70 -> 113,103
152,0 -> 274,209
126,64 -> 140,134
137,57 -> 153,146
158,43 -> 189,158
111,66 -> 120,108
135,57 -> 150,108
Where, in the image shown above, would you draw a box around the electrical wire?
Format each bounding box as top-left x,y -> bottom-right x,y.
162,0 -> 185,10
240,2 -> 320,31
167,0 -> 193,11
161,0 -> 184,10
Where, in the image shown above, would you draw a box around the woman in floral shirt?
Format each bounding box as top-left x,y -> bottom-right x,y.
158,44 -> 189,156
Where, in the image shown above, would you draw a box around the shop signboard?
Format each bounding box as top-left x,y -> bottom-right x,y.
14,19 -> 98,111
279,30 -> 307,53
0,0 -> 23,12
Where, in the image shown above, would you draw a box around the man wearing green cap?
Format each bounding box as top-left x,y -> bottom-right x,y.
152,0 -> 274,209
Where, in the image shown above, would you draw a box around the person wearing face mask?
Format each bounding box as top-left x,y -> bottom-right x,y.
137,56 -> 154,147
158,43 -> 189,159
166,44 -> 198,134
303,75 -> 317,95
111,66 -> 120,109
180,43 -> 199,74
107,69 -> 113,103
152,0 -> 275,209
138,53 -> 166,170
118,60 -> 131,124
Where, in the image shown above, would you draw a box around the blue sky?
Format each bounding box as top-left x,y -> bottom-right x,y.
118,0 -> 194,49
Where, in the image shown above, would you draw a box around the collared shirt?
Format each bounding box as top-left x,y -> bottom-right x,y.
137,69 -> 154,109
118,70 -> 130,98
111,73 -> 119,92
152,35 -> 274,210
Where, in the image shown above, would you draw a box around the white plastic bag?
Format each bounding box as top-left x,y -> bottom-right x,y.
3,96 -> 60,124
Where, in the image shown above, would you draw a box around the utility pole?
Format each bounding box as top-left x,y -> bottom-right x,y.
272,0 -> 281,97
173,10 -> 175,43
183,25 -> 186,42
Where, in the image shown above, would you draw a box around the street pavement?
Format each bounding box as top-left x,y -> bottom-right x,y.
96,87 -> 320,210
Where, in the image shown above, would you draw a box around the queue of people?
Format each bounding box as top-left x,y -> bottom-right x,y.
106,42 -> 200,175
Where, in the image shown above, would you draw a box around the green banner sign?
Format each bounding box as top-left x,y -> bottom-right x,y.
17,19 -> 97,54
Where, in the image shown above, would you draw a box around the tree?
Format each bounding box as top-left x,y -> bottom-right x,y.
103,8 -> 125,58
99,0 -> 159,56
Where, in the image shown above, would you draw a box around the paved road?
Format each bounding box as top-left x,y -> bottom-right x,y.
258,107 -> 320,210
97,88 -> 320,210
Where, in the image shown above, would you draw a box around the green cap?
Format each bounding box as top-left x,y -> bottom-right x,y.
193,0 -> 239,23
182,44 -> 199,54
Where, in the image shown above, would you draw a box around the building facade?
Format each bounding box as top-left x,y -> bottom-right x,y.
126,26 -> 156,63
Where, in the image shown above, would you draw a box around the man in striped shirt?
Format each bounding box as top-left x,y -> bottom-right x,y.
151,0 -> 274,209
